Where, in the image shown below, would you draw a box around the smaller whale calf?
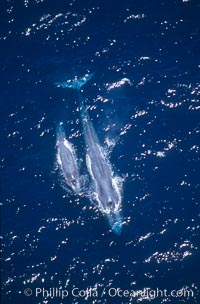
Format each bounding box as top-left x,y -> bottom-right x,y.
56,124 -> 81,194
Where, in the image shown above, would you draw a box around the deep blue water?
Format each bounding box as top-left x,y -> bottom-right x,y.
1,0 -> 200,303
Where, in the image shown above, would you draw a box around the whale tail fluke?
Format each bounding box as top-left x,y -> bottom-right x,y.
55,73 -> 94,90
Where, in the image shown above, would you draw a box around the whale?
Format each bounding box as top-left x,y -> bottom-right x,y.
55,74 -> 123,234
56,124 -> 81,194
79,91 -> 123,234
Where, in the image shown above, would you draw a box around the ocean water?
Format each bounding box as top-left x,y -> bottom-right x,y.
1,0 -> 200,303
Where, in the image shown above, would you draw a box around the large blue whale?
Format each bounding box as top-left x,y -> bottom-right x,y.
55,74 -> 123,234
